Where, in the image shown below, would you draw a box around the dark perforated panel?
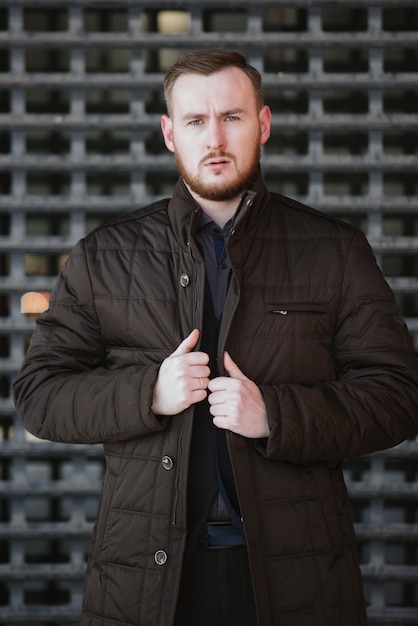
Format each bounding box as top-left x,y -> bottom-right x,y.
0,2 -> 417,623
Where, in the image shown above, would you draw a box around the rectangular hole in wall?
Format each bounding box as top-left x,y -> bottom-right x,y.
27,172 -> 71,195
144,48 -> 185,73
24,581 -> 71,605
0,213 -> 10,237
85,49 -> 131,73
84,7 -> 128,32
264,172 -> 309,196
384,173 -> 418,196
86,172 -> 130,196
24,539 -> 71,564
85,212 -> 119,232
0,173 -> 10,194
0,8 -> 7,30
383,90 -> 418,114
0,131 -> 10,153
203,9 -> 247,32
395,294 -> 418,319
24,496 -> 70,523
144,89 -> 166,114
323,48 -> 369,73
324,173 -> 369,196
323,90 -> 368,114
263,8 -> 307,32
26,131 -> 71,155
0,90 -> 9,112
383,214 -> 418,236
266,89 -> 309,114
0,335 -> 10,357
143,10 -> 191,34
25,214 -> 70,236
146,172 -> 178,196
381,254 -> 417,278
323,132 -> 368,155
264,49 -> 309,73
0,375 -> 10,399
0,49 -> 9,72
322,7 -> 368,31
265,131 -> 309,155
383,8 -> 418,31
86,90 -> 130,114
383,131 -> 418,155
0,253 -> 9,276
23,8 -> 68,31
25,49 -> 70,73
26,90 -> 70,114
24,253 -> 63,277
0,213 -> 10,235
384,48 -> 418,73
86,131 -> 130,154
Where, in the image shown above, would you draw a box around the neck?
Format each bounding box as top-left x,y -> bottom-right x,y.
185,184 -> 242,228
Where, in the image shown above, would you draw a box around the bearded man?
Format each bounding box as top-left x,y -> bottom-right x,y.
14,49 -> 418,626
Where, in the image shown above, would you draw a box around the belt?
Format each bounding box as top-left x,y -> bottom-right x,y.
201,521 -> 246,549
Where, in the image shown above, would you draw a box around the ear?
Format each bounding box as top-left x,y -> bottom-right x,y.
259,105 -> 272,145
161,115 -> 175,153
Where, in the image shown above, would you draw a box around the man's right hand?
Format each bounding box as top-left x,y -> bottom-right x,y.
151,329 -> 210,415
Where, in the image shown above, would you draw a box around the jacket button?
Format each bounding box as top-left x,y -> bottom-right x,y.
162,455 -> 174,471
180,273 -> 190,287
154,550 -> 167,566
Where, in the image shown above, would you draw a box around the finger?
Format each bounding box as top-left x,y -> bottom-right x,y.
208,376 -> 228,393
208,373 -> 238,393
212,416 -> 230,430
223,351 -> 248,380
193,376 -> 209,391
192,389 -> 208,404
207,387 -> 226,404
170,329 -> 200,357
190,352 -> 211,366
192,365 -> 211,379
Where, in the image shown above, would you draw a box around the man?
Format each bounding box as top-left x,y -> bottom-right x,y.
13,49 -> 418,626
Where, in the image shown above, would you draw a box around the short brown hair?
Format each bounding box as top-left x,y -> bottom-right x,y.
163,48 -> 263,116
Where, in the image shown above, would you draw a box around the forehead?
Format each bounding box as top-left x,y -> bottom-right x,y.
169,66 -> 258,115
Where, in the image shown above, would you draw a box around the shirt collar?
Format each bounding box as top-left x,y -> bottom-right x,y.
197,190 -> 255,236
198,210 -> 234,236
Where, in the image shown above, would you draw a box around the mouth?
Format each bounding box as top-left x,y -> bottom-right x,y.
204,156 -> 231,169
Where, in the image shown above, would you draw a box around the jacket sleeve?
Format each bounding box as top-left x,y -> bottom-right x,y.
13,239 -> 166,444
259,230 -> 418,464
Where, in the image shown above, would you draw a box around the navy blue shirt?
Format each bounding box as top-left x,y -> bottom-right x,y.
195,212 -> 235,521
195,211 -> 233,322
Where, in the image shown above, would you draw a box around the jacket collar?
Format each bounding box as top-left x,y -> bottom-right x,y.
167,167 -> 271,248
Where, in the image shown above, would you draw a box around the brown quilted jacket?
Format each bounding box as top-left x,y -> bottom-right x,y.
14,170 -> 418,626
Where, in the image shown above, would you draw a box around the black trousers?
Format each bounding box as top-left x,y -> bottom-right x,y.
174,545 -> 257,626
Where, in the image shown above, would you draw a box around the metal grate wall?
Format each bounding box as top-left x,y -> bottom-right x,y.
0,1 -> 417,624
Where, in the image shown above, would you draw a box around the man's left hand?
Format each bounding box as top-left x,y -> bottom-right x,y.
208,352 -> 270,439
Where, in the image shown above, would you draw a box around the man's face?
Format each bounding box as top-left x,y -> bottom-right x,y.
161,67 -> 271,204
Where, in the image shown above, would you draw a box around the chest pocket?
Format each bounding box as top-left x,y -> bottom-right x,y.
262,301 -> 333,338
236,295 -> 337,383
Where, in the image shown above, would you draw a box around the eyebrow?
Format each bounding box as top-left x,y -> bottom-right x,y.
181,108 -> 247,121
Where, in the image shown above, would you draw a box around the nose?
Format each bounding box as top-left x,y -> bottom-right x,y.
206,120 -> 225,151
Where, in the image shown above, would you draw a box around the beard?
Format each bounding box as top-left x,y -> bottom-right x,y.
174,144 -> 261,202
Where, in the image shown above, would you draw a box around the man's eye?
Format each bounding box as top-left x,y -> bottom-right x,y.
226,115 -> 238,121
189,119 -> 202,126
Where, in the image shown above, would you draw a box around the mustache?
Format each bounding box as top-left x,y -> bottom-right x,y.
199,151 -> 234,166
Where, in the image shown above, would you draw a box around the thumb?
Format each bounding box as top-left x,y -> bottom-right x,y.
171,329 -> 200,357
223,351 -> 248,380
